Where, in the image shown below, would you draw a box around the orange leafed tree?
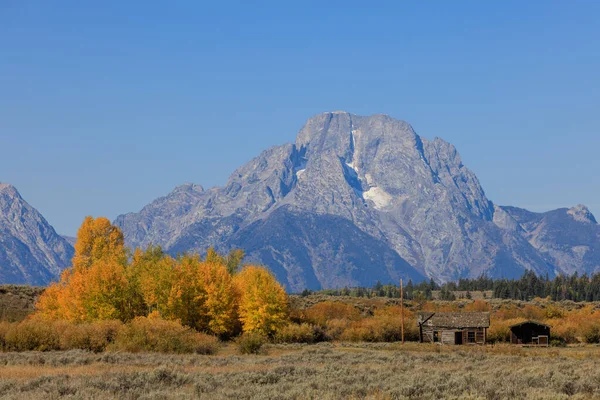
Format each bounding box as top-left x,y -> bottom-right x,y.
165,254 -> 207,331
234,265 -> 289,336
36,216 -> 289,340
36,217 -> 131,322
162,255 -> 239,336
72,216 -> 127,271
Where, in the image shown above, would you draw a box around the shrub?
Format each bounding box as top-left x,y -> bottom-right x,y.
303,302 -> 360,327
339,325 -> 372,342
548,319 -> 579,344
324,319 -> 352,341
59,320 -> 123,352
4,318 -> 61,351
0,321 -> 13,350
338,310 -> 418,343
464,300 -> 490,312
274,323 -> 317,344
581,321 -> 600,344
373,307 -> 419,341
89,320 -> 123,348
237,332 -> 266,354
521,305 -> 545,321
544,305 -> 565,319
111,316 -> 219,354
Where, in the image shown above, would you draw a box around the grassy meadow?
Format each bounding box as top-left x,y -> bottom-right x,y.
2,343 -> 600,399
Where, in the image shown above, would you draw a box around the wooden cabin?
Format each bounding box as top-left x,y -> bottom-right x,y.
417,312 -> 490,345
510,321 -> 550,346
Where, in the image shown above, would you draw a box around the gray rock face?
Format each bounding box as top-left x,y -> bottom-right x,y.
115,112 -> 597,290
500,205 -> 600,276
0,183 -> 74,285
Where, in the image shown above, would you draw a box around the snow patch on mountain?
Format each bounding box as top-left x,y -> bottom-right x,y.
363,186 -> 392,209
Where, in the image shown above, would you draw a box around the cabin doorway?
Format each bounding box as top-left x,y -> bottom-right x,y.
455,331 -> 463,345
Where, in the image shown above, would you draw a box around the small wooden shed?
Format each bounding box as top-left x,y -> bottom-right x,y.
509,321 -> 550,346
417,312 -> 490,345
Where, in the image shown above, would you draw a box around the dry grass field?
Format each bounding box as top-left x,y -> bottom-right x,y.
1,343 -> 600,399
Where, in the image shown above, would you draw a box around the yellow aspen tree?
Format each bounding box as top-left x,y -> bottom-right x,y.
205,247 -> 244,274
130,246 -> 175,318
35,217 -> 131,322
205,247 -> 225,265
36,258 -> 85,321
76,255 -> 129,321
35,273 -> 67,320
198,261 -> 239,337
234,265 -> 289,336
166,254 -> 207,330
72,216 -> 127,272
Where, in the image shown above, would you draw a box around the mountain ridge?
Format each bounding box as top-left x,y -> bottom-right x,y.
1,112 -> 597,289
113,112 -> 600,291
0,183 -> 74,285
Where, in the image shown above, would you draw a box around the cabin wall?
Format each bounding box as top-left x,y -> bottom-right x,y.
511,331 -> 518,344
420,326 -> 486,345
461,327 -> 485,345
510,324 -> 550,346
441,330 -> 457,345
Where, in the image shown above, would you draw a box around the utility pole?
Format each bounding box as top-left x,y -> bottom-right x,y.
400,278 -> 404,344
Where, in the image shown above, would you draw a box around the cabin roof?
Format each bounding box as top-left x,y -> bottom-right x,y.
417,312 -> 490,328
509,320 -> 551,329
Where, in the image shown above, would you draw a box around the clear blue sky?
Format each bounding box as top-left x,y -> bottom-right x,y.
1,1 -> 599,235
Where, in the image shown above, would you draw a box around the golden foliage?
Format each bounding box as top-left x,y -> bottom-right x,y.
36,217 -> 131,322
198,261 -> 239,336
339,306 -> 418,342
303,301 -> 361,327
34,217 -> 280,340
72,216 -> 127,272
274,323 -> 318,344
111,314 -> 219,354
3,317 -> 61,351
128,246 -> 172,317
162,255 -> 239,336
234,266 -> 289,336
37,253 -> 130,322
205,247 -> 245,274
464,300 -> 490,312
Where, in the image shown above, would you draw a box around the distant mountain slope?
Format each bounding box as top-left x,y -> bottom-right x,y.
499,205 -> 600,275
0,184 -> 74,285
61,235 -> 76,246
116,112 -> 596,290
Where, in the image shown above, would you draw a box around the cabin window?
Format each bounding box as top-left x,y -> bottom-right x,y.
467,331 -> 476,343
433,331 -> 439,342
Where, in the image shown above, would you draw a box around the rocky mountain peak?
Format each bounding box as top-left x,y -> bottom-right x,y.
0,183 -> 19,198
173,183 -> 205,193
568,204 -> 597,224
295,112 -> 417,160
115,112 -> 566,289
0,183 -> 74,285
